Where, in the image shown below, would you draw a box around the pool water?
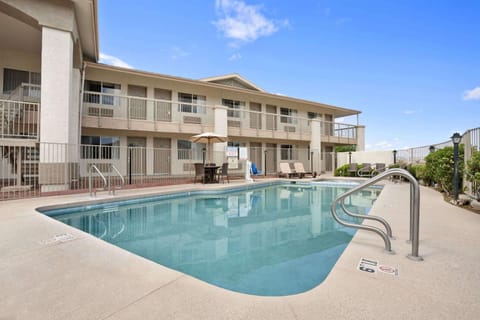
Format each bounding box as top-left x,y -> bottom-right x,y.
44,183 -> 381,296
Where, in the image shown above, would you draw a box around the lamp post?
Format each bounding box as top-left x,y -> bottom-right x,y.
429,145 -> 435,153
348,151 -> 352,165
451,132 -> 461,201
264,149 -> 267,176
393,150 -> 397,164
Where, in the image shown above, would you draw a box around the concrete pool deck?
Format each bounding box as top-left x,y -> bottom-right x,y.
1,179 -> 479,319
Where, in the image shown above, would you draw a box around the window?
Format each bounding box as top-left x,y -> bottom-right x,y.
308,112 -> 321,126
84,80 -> 121,106
281,144 -> 295,160
280,107 -> 297,124
177,140 -> 205,160
81,136 -> 120,159
3,68 -> 40,96
223,99 -> 244,118
178,93 -> 206,113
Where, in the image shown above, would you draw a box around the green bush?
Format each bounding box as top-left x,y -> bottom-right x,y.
424,145 -> 464,195
334,164 -> 350,176
335,145 -> 356,152
465,149 -> 480,198
407,164 -> 428,184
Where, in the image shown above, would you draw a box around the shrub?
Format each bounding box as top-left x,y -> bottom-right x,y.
465,149 -> 480,199
424,145 -> 464,195
334,164 -> 350,177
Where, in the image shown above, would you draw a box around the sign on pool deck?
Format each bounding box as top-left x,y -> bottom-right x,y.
357,257 -> 399,276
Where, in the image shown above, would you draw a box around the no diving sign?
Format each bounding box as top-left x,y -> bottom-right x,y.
357,257 -> 399,276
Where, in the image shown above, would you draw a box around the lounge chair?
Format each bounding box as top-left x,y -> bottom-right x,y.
373,163 -> 386,175
347,163 -> 358,176
278,162 -> 296,178
194,163 -> 205,184
357,163 -> 373,177
293,162 -> 316,178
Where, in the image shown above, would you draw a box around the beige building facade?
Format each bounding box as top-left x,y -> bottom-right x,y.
0,0 -> 364,192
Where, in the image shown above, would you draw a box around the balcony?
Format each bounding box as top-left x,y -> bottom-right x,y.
0,99 -> 40,143
82,91 -> 358,143
82,91 -> 214,134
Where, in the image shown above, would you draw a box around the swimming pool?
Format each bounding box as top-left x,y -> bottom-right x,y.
41,182 -> 382,296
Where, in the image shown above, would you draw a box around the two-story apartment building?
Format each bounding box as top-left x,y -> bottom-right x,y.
0,0 -> 364,194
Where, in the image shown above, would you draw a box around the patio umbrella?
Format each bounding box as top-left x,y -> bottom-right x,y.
190,132 -> 228,163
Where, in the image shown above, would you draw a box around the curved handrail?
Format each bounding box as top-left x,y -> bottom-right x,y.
340,200 -> 393,238
89,164 -> 107,197
331,168 -> 422,260
109,164 -> 125,195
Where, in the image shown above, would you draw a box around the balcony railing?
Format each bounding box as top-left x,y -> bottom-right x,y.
0,99 -> 40,140
82,91 -> 357,141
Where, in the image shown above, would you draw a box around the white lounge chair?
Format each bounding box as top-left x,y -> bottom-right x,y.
293,162 -> 316,178
278,162 -> 295,178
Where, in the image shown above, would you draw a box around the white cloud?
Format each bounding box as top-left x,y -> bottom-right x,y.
228,53 -> 242,61
403,108 -> 422,115
463,86 -> 480,100
213,0 -> 287,44
170,46 -> 190,60
99,53 -> 133,69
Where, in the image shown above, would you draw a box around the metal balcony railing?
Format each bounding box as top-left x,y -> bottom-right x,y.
82,91 -> 358,141
0,99 -> 40,140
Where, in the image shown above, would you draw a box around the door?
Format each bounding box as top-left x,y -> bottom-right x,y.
249,102 -> 261,129
266,105 -> 277,130
128,85 -> 147,120
265,143 -> 277,174
324,146 -> 334,172
127,137 -> 146,176
154,88 -> 172,121
154,138 -> 171,175
249,142 -> 262,172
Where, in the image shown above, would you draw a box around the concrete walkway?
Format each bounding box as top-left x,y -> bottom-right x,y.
1,180 -> 479,319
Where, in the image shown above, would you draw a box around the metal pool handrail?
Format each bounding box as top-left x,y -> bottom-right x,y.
89,164 -> 107,197
330,168 -> 422,261
109,164 -> 125,195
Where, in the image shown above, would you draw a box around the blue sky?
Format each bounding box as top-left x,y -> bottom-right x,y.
98,0 -> 480,150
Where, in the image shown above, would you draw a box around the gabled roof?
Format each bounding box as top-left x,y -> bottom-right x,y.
199,73 -> 265,92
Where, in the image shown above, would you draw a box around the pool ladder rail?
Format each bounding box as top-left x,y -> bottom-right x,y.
88,164 -> 125,197
330,168 -> 423,261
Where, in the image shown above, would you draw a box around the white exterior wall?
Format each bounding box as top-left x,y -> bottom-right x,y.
337,150 -> 394,168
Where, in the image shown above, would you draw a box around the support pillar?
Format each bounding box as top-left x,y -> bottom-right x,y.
39,26 -> 76,192
310,119 -> 322,174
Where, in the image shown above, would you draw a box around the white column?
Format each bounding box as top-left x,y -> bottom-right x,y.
39,27 -> 75,192
146,136 -> 154,175
310,119 -> 322,173
213,107 -> 228,162
40,26 -> 74,145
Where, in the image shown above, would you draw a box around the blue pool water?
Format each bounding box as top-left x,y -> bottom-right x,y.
41,182 -> 381,296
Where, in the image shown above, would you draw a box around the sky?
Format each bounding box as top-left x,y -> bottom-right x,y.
97,0 -> 480,151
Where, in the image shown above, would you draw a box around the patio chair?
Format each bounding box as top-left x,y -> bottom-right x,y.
373,163 -> 386,175
278,162 -> 296,178
293,162 -> 316,178
194,163 -> 205,184
217,162 -> 229,183
347,163 -> 358,176
357,163 -> 373,177
250,162 -> 263,175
